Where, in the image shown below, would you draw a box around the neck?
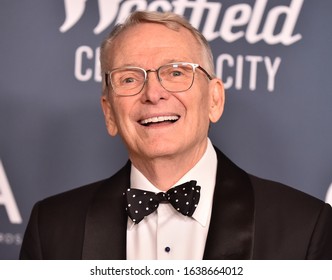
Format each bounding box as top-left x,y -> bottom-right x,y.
130,140 -> 208,191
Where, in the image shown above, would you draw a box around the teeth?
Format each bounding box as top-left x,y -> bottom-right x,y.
140,115 -> 179,125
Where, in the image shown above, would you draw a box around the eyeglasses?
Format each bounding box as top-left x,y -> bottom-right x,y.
104,62 -> 212,96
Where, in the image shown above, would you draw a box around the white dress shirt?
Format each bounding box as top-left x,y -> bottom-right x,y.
127,138 -> 217,259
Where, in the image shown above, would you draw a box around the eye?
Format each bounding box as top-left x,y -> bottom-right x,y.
122,77 -> 136,84
113,70 -> 144,87
161,66 -> 188,80
170,70 -> 183,77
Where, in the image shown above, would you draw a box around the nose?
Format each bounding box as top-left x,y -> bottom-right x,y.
140,70 -> 170,104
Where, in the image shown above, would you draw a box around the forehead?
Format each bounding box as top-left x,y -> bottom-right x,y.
107,23 -> 203,68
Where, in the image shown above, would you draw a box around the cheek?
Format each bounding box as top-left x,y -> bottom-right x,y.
112,101 -> 138,136
177,84 -> 210,121
182,95 -> 210,133
194,87 -> 211,118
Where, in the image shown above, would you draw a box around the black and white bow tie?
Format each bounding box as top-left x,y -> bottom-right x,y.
124,180 -> 201,224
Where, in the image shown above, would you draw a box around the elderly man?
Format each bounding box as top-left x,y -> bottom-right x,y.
20,11 -> 332,260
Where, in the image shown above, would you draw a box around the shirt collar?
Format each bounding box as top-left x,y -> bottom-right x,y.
129,138 -> 217,227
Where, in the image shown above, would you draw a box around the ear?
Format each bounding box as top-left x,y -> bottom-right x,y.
101,95 -> 118,136
208,78 -> 225,123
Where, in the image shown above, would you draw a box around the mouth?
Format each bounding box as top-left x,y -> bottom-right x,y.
139,115 -> 180,127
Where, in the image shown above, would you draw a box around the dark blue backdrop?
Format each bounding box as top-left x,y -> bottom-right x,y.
1,0 -> 331,259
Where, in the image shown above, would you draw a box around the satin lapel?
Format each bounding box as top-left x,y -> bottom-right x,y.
82,162 -> 131,259
203,148 -> 255,259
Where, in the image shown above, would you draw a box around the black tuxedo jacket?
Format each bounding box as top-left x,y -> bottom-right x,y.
20,148 -> 332,259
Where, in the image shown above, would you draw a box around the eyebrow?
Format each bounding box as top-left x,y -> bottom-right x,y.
112,59 -> 193,69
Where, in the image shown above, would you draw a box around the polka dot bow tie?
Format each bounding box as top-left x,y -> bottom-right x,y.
124,180 -> 201,224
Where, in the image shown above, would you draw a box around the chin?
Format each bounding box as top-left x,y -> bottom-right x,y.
140,141 -> 180,159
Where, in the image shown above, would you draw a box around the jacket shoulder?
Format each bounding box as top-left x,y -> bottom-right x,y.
249,174 -> 325,210
38,178 -> 108,211
38,161 -> 131,211
20,162 -> 131,259
249,174 -> 332,259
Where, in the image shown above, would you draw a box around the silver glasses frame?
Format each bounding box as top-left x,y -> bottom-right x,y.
104,62 -> 213,97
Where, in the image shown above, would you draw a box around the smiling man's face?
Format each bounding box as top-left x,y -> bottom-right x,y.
101,23 -> 224,167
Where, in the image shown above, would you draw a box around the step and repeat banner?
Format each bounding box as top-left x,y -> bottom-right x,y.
1,0 -> 332,259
